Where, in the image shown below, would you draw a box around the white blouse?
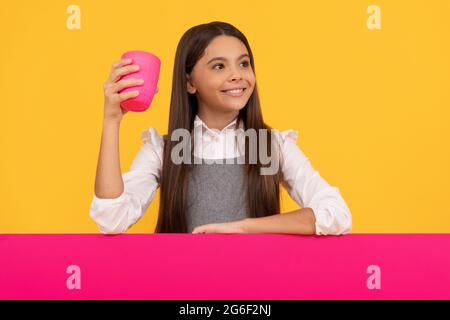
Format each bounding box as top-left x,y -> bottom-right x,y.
89,115 -> 352,235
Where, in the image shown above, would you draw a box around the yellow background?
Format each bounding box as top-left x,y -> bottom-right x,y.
1,0 -> 449,233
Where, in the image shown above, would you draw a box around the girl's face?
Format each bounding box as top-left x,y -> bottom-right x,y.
186,35 -> 255,114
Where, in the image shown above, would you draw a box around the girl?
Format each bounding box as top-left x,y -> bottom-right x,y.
90,21 -> 352,235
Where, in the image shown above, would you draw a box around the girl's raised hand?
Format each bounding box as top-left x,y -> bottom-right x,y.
102,58 -> 159,124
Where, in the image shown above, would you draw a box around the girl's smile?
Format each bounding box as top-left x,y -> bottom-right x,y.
221,87 -> 247,97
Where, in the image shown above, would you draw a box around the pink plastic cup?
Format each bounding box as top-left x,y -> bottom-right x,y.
119,50 -> 161,112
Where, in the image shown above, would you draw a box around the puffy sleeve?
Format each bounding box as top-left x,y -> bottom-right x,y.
89,127 -> 164,234
278,129 -> 352,235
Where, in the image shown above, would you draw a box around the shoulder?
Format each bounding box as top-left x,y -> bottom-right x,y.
271,128 -> 299,149
139,127 -> 166,162
140,127 -> 166,149
271,129 -> 306,169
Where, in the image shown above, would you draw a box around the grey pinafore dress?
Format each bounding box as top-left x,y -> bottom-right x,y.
185,155 -> 249,233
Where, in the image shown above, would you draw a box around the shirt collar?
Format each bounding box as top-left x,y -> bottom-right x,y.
194,114 -> 243,135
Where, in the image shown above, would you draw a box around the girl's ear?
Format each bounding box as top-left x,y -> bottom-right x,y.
186,74 -> 197,94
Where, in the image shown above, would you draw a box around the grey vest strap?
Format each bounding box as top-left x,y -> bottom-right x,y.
185,156 -> 248,233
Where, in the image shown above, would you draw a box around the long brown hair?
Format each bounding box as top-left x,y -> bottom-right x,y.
155,21 -> 282,233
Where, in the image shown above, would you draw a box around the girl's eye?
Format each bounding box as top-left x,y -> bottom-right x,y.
213,60 -> 250,70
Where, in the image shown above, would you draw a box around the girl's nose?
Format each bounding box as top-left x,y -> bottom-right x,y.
227,65 -> 244,81
229,72 -> 243,82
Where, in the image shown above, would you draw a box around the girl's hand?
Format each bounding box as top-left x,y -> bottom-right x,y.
102,58 -> 159,124
192,220 -> 246,234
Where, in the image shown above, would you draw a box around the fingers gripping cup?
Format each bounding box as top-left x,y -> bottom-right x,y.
119,50 -> 161,112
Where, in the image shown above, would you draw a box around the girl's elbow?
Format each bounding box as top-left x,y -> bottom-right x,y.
340,217 -> 352,235
89,209 -> 129,234
98,224 -> 127,234
314,207 -> 352,236
336,208 -> 352,235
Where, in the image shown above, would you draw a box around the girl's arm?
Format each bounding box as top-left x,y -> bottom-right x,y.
242,208 -> 316,235
277,130 -> 352,235
94,120 -> 124,198
227,130 -> 351,236
191,208 -> 316,234
90,127 -> 164,234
